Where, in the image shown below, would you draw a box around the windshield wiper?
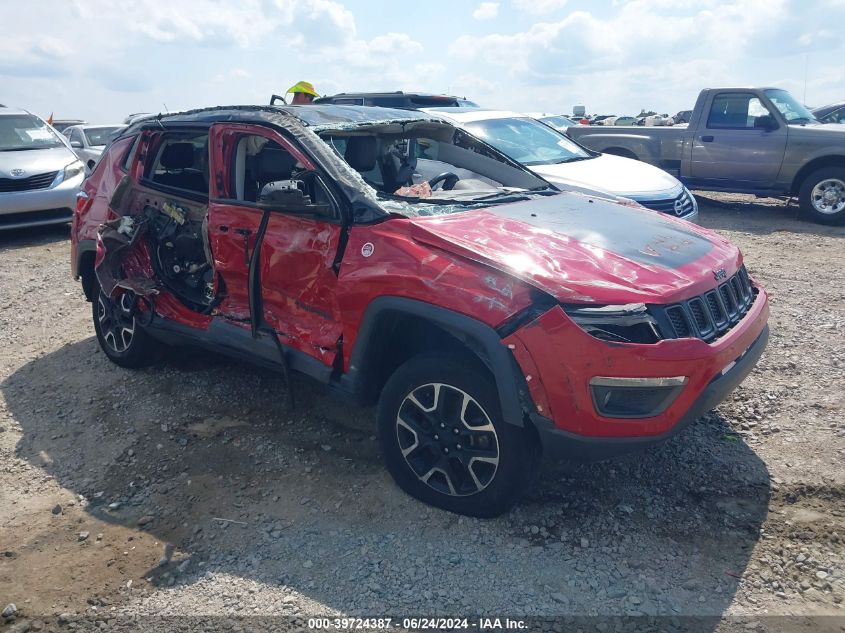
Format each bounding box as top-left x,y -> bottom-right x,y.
1,146 -> 57,152
553,155 -> 592,164
528,185 -> 559,194
473,191 -> 534,203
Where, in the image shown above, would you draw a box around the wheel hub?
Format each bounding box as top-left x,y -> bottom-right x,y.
811,178 -> 845,215
395,383 -> 500,497
97,291 -> 137,353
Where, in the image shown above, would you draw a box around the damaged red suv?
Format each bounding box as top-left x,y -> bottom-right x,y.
71,105 -> 769,517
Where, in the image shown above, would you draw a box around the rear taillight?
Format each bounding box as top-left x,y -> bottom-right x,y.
75,190 -> 91,215
94,235 -> 106,269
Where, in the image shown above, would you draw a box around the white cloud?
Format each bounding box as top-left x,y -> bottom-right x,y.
211,68 -> 253,84
452,0 -> 790,79
797,28 -> 834,47
71,0 -> 277,47
0,36 -> 73,78
445,0 -> 845,114
473,2 -> 500,20
4,0 -> 845,123
512,0 -> 567,15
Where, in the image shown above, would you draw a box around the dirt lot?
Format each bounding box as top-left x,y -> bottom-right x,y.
1,193 -> 843,632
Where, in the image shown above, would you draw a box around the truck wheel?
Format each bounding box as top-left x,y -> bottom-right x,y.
799,167 -> 845,225
93,287 -> 160,368
377,351 -> 534,517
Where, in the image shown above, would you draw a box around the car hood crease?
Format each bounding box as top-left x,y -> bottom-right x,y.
408,194 -> 740,305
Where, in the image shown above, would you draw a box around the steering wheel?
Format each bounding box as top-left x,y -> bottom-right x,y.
428,172 -> 460,191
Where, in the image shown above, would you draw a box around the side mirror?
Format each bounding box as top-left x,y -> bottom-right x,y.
70,140 -> 84,149
754,115 -> 777,131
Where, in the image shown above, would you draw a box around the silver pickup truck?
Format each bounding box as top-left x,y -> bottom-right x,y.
566,87 -> 845,224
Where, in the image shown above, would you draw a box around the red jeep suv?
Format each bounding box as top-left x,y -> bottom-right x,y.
71,105 -> 769,517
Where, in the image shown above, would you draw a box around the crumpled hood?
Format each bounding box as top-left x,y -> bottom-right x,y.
530,153 -> 682,198
409,193 -> 741,305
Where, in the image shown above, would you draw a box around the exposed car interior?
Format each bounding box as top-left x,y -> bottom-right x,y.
319,120 -> 549,210
231,135 -> 335,213
100,118 -> 552,313
105,130 -> 337,314
119,132 -> 215,308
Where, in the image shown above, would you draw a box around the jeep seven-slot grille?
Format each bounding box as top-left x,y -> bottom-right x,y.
0,171 -> 58,193
655,266 -> 756,342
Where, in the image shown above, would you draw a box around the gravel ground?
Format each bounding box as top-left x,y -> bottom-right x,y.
0,193 -> 843,633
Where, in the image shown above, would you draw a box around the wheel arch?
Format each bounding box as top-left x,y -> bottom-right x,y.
791,155 -> 845,195
344,297 -> 529,427
602,147 -> 639,160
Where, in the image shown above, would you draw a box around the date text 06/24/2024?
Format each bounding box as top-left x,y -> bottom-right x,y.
307,618 -> 528,630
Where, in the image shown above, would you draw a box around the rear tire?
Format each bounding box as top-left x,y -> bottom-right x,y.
799,166 -> 845,225
377,351 -> 534,517
93,287 -> 160,368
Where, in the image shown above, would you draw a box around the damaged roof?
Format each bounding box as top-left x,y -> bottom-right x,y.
122,104 -> 435,135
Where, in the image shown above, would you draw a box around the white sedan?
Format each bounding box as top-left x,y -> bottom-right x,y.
63,124 -> 125,170
421,107 -> 698,222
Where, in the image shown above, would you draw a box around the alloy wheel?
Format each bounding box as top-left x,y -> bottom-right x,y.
97,292 -> 136,353
810,178 -> 845,215
395,383 -> 500,497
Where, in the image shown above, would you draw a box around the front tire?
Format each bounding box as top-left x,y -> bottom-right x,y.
799,167 -> 845,225
377,351 -> 534,517
93,287 -> 159,368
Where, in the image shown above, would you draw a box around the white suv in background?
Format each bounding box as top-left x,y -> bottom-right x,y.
422,107 -> 698,223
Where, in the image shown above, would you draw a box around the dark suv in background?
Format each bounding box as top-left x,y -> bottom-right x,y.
812,101 -> 845,124
311,91 -> 479,109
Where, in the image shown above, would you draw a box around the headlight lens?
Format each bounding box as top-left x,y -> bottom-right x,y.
565,303 -> 662,344
63,160 -> 85,182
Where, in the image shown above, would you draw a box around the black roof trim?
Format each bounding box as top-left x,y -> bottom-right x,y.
122,104 -> 438,134
318,91 -> 463,99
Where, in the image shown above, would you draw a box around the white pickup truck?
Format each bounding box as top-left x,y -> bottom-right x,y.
566,87 -> 845,224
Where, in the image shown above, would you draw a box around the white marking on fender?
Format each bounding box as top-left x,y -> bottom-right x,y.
361,242 -> 375,257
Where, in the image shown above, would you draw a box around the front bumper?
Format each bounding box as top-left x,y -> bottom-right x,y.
0,172 -> 83,230
530,325 -> 768,460
504,286 -> 769,455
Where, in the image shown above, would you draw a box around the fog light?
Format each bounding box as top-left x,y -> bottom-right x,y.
590,376 -> 688,419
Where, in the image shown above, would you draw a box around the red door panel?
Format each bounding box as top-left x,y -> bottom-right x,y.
207,122 -> 344,366
260,213 -> 343,353
206,203 -> 261,321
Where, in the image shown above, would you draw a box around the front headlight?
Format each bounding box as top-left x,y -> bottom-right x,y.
63,160 -> 85,182
565,303 -> 662,344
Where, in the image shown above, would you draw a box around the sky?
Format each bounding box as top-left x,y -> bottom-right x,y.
2,0 -> 843,123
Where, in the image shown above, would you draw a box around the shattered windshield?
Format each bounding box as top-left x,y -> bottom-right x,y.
316,119 -> 554,217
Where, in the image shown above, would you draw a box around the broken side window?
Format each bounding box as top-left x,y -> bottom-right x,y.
144,132 -> 210,197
